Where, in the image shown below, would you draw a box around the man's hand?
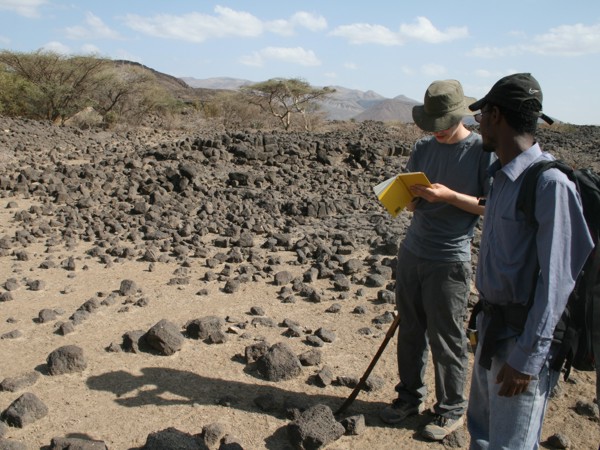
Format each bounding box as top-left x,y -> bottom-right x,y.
409,183 -> 454,203
495,363 -> 532,397
409,183 -> 485,216
406,198 -> 419,212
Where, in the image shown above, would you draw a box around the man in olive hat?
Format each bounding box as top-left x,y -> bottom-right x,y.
466,73 -> 593,448
380,80 -> 496,441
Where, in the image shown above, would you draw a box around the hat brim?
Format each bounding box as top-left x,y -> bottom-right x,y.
412,96 -> 477,132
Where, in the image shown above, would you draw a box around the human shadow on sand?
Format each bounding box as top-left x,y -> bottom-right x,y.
87,366 -> 379,415
86,367 -> 430,447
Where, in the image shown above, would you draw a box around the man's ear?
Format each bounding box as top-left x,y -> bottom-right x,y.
489,105 -> 501,123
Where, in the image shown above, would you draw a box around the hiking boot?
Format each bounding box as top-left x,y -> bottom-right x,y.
379,398 -> 424,424
421,414 -> 464,441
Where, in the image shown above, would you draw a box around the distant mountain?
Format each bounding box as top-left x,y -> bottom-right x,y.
179,76 -> 421,122
352,95 -> 420,123
115,60 -> 190,90
110,62 -> 220,104
316,86 -> 387,121
181,76 -> 252,90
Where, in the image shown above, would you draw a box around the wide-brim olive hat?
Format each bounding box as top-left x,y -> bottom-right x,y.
412,80 -> 476,132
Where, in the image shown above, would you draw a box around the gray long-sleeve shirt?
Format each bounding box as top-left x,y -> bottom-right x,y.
476,143 -> 594,375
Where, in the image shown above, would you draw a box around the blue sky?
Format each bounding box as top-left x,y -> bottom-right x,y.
0,1 -> 599,125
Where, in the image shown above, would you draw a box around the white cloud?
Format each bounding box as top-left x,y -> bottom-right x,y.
399,17 -> 468,43
123,6 -> 263,42
529,23 -> 600,56
113,49 -> 143,63
122,7 -> 327,41
0,0 -> 46,18
290,12 -> 327,32
324,72 -> 337,79
265,19 -> 293,36
470,22 -> 600,58
265,12 -> 327,36
240,46 -> 321,67
401,66 -> 416,76
42,41 -> 71,54
329,24 -> 403,45
421,63 -> 447,77
468,45 -> 521,58
66,12 -> 121,40
0,35 -> 10,45
344,62 -> 358,70
81,44 -> 101,55
330,17 -> 468,46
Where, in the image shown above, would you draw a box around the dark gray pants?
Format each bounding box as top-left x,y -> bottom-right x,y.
395,246 -> 470,419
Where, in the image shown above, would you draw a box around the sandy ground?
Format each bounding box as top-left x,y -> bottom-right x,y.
0,194 -> 598,450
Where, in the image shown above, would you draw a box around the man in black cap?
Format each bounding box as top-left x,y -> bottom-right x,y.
467,73 -> 593,448
380,79 -> 496,441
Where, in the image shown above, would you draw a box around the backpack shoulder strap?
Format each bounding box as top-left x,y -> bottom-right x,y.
573,167 -> 600,236
516,159 -> 575,227
515,159 -> 577,314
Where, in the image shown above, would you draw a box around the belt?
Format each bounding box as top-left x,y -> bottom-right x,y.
478,300 -> 530,370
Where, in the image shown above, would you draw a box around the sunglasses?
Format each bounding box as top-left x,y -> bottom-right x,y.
474,108 -> 492,123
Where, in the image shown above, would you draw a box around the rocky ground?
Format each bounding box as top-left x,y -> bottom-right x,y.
0,116 -> 599,449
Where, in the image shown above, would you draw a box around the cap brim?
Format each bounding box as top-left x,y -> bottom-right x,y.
469,98 -> 486,112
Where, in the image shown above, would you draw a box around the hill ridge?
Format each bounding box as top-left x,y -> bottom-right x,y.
181,76 -> 420,122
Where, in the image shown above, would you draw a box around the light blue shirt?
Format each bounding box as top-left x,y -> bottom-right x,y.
476,143 -> 594,375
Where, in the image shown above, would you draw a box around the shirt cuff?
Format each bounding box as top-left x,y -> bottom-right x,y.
507,340 -> 550,376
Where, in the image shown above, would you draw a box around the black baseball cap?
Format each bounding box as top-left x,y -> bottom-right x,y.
469,73 -> 553,124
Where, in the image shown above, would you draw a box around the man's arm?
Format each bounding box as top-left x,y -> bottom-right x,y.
505,173 -> 594,377
410,183 -> 485,215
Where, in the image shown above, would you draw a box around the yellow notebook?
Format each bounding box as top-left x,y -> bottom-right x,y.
373,172 -> 432,217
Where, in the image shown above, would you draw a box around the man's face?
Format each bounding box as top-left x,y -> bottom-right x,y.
474,106 -> 496,152
432,122 -> 462,144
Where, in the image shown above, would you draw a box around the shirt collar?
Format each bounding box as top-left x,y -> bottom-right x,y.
489,143 -> 543,181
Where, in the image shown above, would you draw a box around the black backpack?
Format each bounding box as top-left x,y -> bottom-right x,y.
516,159 -> 600,379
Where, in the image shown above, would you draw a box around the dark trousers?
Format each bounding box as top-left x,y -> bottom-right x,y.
395,246 -> 471,419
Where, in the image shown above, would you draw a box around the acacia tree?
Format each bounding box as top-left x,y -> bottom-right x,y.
210,91 -> 264,129
0,68 -> 36,117
0,50 -> 109,123
241,78 -> 334,130
93,63 -> 175,126
0,51 -> 177,126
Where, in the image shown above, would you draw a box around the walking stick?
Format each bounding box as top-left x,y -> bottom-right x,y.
335,312 -> 401,415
